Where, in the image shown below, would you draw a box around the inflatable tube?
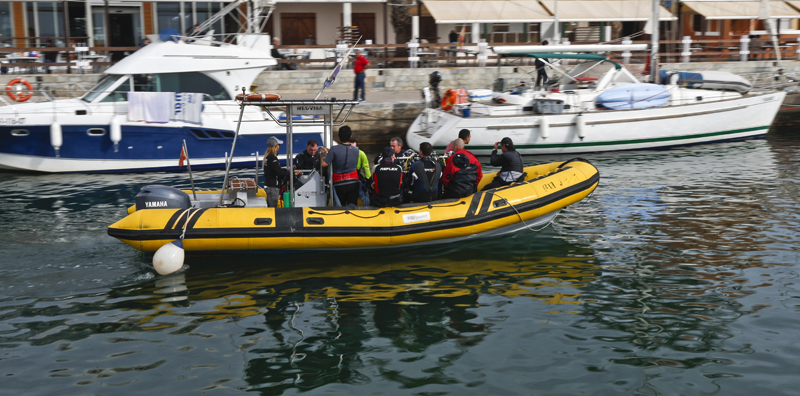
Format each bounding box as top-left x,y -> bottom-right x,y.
108,159 -> 600,252
6,78 -> 34,102
596,83 -> 670,110
235,93 -> 282,101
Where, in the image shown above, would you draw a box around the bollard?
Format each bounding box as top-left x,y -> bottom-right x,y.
478,40 -> 488,68
408,40 -> 419,69
740,35 -> 750,62
622,38 -> 632,65
681,36 -> 692,64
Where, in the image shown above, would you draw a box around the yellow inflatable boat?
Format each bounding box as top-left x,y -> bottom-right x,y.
107,158 -> 599,252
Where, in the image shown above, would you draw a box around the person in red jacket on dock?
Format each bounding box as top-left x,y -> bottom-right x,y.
353,49 -> 370,102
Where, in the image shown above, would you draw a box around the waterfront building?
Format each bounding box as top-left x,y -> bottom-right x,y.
2,1 -> 800,51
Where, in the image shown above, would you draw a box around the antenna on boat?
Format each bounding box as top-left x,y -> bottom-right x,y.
219,88 -> 249,207
182,139 -> 197,200
315,37 -> 362,100
648,0 -> 660,84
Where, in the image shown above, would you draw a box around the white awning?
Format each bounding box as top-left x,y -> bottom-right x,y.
538,0 -> 676,22
682,1 -> 800,20
423,1 -> 554,24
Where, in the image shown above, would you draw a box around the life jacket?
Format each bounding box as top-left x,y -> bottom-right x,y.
332,144 -> 359,185
412,159 -> 441,191
371,162 -> 404,207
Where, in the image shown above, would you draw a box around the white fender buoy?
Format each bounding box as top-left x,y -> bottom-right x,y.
576,114 -> 586,140
153,240 -> 184,275
50,122 -> 62,158
539,117 -> 549,140
110,117 -> 122,152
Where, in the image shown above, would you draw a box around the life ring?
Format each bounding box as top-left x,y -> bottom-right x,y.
440,89 -> 457,111
235,93 -> 282,102
6,78 -> 34,102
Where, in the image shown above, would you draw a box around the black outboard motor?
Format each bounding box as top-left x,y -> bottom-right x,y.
135,185 -> 191,211
429,71 -> 442,108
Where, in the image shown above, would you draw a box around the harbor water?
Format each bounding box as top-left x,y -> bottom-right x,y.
1,127 -> 799,395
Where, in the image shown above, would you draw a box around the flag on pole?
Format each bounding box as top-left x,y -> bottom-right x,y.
315,37 -> 362,99
457,24 -> 467,49
179,146 -> 187,168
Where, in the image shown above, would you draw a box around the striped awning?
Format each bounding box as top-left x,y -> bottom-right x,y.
681,0 -> 800,20
538,0 -> 676,22
422,1 -> 554,23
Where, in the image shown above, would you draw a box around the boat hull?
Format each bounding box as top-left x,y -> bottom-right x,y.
407,91 -> 786,155
107,160 -> 600,252
0,101 -> 324,173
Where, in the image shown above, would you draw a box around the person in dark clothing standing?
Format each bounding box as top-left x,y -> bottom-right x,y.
322,126 -> 361,206
535,40 -> 550,89
404,142 -> 442,203
43,39 -> 58,74
481,137 -> 524,191
263,136 -> 302,207
294,139 -> 327,173
370,147 -> 405,207
449,30 -> 459,44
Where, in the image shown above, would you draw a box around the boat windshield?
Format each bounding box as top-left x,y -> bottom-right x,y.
84,72 -> 232,103
81,74 -> 122,102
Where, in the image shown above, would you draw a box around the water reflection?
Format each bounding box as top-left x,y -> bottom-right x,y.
0,235 -> 598,392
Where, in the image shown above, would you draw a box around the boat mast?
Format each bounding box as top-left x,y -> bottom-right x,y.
649,0 -> 659,83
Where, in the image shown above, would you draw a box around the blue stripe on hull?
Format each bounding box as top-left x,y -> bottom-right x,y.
0,125 -> 322,166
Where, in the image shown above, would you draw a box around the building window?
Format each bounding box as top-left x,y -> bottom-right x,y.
195,2 -> 223,35
156,2 -> 182,33
0,2 -> 12,47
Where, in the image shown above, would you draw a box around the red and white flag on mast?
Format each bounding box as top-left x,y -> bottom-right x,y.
179,146 -> 187,168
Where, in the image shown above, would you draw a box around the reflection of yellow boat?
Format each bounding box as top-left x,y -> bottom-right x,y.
107,159 -> 599,252
133,246 -> 599,325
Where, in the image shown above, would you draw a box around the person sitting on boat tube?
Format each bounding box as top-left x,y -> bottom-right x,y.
443,138 -> 482,196
322,126 -> 361,206
445,129 -> 472,156
404,142 -> 442,203
370,147 -> 405,208
263,136 -> 302,207
352,138 -> 372,206
442,152 -> 479,199
481,137 -> 524,191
